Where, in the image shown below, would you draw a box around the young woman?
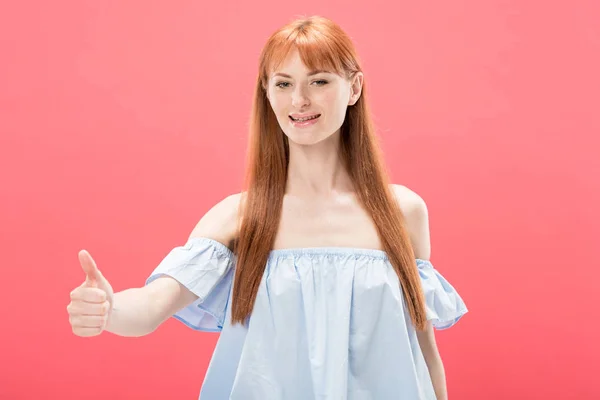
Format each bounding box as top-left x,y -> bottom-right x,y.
68,15 -> 468,400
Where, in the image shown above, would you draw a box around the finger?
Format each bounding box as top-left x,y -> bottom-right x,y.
69,315 -> 107,329
78,250 -> 102,283
72,327 -> 103,337
67,301 -> 111,316
70,287 -> 107,303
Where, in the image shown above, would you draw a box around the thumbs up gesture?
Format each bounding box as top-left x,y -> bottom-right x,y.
67,250 -> 115,337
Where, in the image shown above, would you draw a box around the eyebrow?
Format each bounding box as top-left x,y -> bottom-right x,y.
272,69 -> 331,79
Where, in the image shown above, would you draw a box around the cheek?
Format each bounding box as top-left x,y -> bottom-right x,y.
327,90 -> 349,117
324,88 -> 346,107
269,93 -> 287,115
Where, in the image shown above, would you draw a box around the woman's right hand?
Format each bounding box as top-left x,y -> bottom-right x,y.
67,250 -> 115,337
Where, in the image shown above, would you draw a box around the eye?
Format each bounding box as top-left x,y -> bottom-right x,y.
313,80 -> 328,86
275,81 -> 290,89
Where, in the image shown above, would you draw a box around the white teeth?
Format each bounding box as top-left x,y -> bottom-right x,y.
292,115 -> 319,122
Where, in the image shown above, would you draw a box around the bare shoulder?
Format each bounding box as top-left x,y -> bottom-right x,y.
389,184 -> 431,260
188,192 -> 245,250
389,184 -> 427,214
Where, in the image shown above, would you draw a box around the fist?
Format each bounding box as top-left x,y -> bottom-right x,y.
67,250 -> 115,337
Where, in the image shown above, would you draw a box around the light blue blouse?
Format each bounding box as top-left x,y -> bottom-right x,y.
146,237 -> 468,400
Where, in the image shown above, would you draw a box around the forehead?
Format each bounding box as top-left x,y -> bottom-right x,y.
275,50 -> 306,71
269,49 -> 335,78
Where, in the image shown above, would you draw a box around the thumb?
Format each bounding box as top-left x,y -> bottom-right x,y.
78,250 -> 102,286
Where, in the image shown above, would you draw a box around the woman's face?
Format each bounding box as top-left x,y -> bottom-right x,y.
266,49 -> 362,146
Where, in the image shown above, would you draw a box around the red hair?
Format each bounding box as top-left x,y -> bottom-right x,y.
231,15 -> 428,330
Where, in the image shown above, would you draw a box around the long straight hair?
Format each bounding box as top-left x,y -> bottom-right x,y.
231,16 -> 427,331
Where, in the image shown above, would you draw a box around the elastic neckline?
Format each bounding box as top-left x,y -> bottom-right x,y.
189,236 -> 389,260
268,246 -> 389,260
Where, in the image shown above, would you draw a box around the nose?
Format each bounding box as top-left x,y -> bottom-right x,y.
291,85 -> 310,109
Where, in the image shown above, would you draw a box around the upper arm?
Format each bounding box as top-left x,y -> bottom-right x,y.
145,192 -> 243,325
188,192 -> 244,249
390,185 -> 442,353
390,184 -> 431,260
145,275 -> 199,327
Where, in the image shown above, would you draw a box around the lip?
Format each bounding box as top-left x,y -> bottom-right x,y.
290,113 -> 320,119
290,114 -> 321,128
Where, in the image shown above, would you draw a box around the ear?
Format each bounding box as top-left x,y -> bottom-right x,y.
348,72 -> 364,106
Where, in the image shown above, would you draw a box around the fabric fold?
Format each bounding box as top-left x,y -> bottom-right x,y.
417,259 -> 468,329
144,239 -> 468,399
145,237 -> 236,331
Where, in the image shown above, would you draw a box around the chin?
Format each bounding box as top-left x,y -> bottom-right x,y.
286,134 -> 323,146
286,126 -> 343,145
280,120 -> 341,146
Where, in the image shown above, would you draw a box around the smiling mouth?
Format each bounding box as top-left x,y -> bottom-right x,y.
289,114 -> 321,122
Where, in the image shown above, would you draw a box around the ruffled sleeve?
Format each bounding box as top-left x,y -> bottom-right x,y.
145,237 -> 236,332
417,259 -> 468,330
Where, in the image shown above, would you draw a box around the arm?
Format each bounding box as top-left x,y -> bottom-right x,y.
105,192 -> 242,337
391,184 -> 447,400
105,279 -> 197,337
417,323 -> 447,400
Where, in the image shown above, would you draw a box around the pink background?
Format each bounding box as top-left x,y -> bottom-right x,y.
1,1 -> 599,399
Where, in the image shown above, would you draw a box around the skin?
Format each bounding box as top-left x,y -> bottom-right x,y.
265,49 -> 448,399
68,47 -> 448,400
266,48 -> 363,199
